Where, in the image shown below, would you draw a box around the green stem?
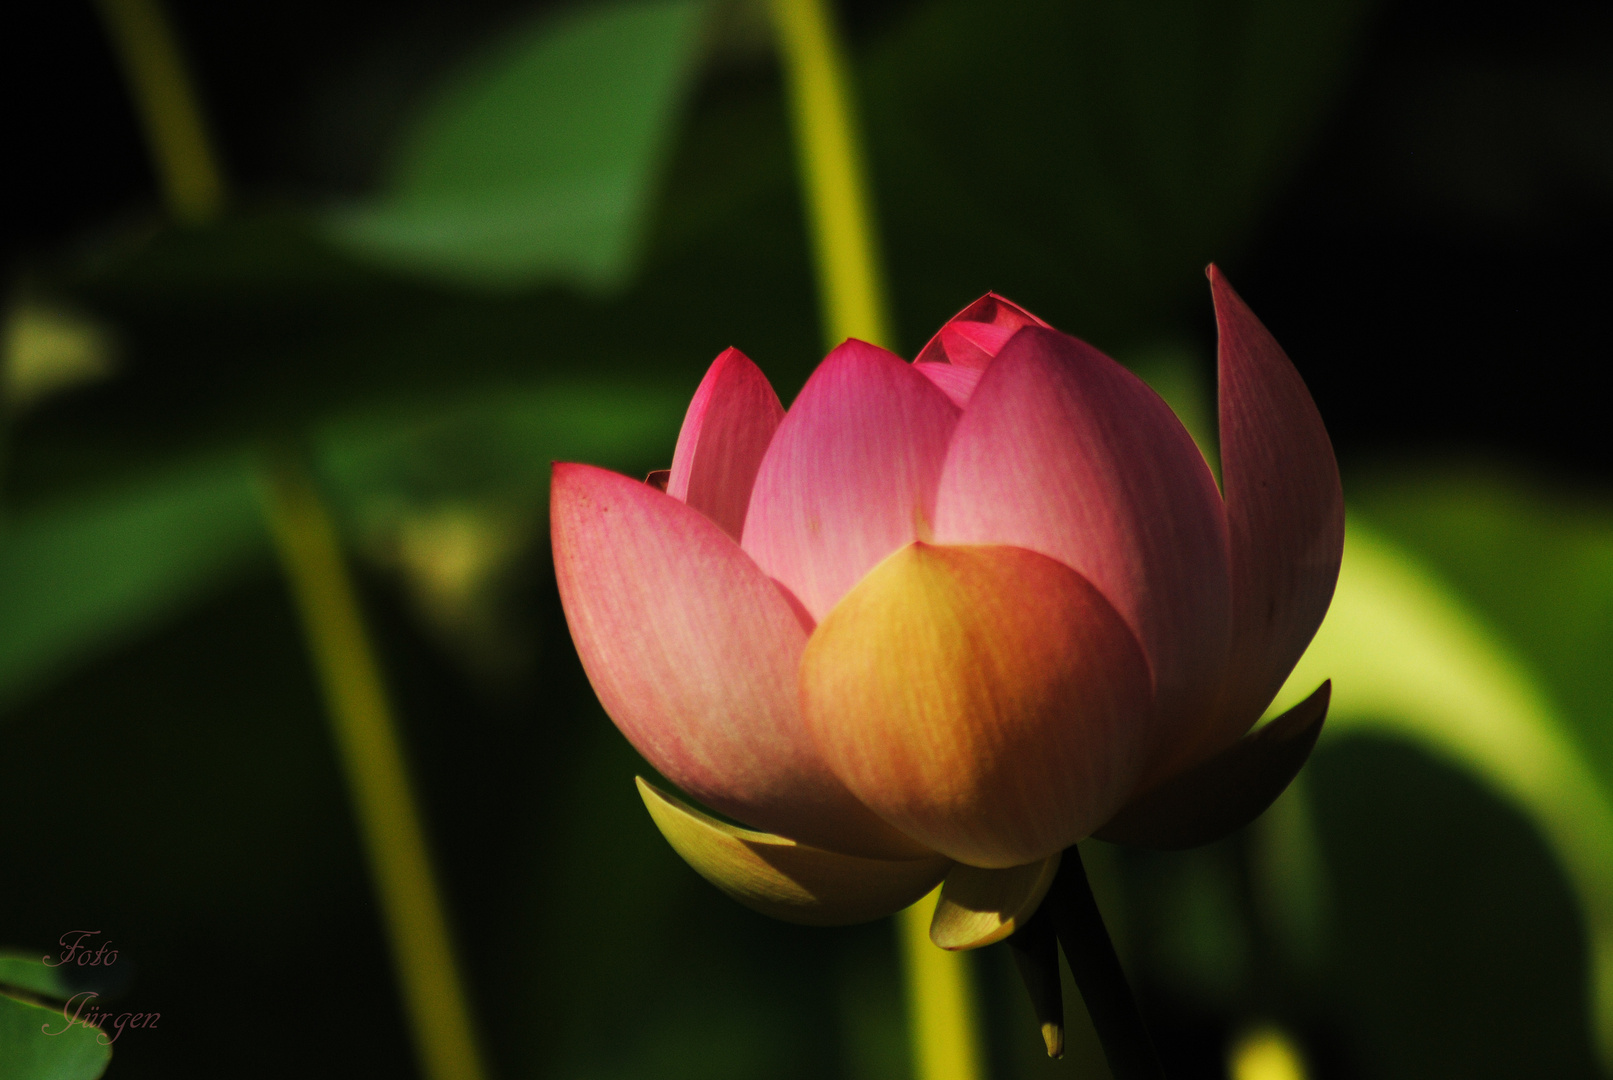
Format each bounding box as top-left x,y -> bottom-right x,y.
769,0 -> 894,351
1045,847 -> 1166,1080
768,3 -> 983,1078
262,451 -> 490,1080
897,890 -> 986,1080
93,0 -> 225,223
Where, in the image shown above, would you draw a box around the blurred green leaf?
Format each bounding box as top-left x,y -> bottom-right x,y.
0,991 -> 110,1080
0,956 -> 73,1002
326,0 -> 710,290
0,378 -> 688,711
1270,516 -> 1613,1068
314,377 -> 689,525
0,455 -> 268,710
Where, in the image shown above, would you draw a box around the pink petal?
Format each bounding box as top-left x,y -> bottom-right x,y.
913,293 -> 1052,368
551,462 -> 922,858
1210,267 -> 1345,743
914,361 -> 984,407
666,347 -> 785,541
933,328 -> 1232,772
742,340 -> 961,620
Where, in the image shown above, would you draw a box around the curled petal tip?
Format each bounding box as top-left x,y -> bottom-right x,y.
913,293 -> 1052,367
637,777 -> 950,926
930,854 -> 1061,950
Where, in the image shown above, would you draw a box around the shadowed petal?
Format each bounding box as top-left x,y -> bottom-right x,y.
931,854 -> 1062,950
800,543 -> 1153,868
914,361 -> 984,407
933,328 -> 1231,776
742,340 -> 960,620
914,293 -> 1052,368
638,778 -> 951,926
552,463 -> 922,858
1096,681 -> 1329,849
1211,267 -> 1345,747
667,347 -> 785,540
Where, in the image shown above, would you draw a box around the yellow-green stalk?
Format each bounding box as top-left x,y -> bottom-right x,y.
93,0 -> 224,223
262,455 -> 490,1080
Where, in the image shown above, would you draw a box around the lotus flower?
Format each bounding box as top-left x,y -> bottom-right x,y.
551,268 -> 1343,948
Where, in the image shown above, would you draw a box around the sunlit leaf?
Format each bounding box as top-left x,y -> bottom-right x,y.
1347,467 -> 1613,796
1270,518 -> 1613,1067
326,0 -> 710,290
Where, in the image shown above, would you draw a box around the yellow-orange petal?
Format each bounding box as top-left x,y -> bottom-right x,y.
930,854 -> 1061,950
637,778 -> 951,926
800,543 -> 1154,868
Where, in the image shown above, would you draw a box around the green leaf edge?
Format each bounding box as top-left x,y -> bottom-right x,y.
1270,515 -> 1613,1070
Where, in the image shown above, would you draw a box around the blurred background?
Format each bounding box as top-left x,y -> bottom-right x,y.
2,0 -> 1611,1077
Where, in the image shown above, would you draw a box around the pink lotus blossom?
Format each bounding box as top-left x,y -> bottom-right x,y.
551,268 -> 1342,937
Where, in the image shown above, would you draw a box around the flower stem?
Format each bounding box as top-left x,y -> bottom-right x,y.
92,0 -> 224,223
262,450 -> 490,1080
898,889 -> 986,1080
1045,847 -> 1166,1080
768,0 -> 893,351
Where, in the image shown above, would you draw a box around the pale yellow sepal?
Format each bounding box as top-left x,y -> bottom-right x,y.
930,853 -> 1061,950
637,777 -> 951,926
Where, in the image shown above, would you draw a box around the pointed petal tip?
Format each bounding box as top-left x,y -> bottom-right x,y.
1042,1022 -> 1065,1059
742,341 -> 959,619
667,345 -> 783,540
1211,265 -> 1344,743
636,777 -> 950,926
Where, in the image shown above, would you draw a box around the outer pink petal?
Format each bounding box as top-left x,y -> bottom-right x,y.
1210,267 -> 1345,742
913,293 -> 1052,368
667,347 -> 785,541
551,462 -> 922,858
913,361 -> 984,407
933,328 -> 1232,773
741,340 -> 961,620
